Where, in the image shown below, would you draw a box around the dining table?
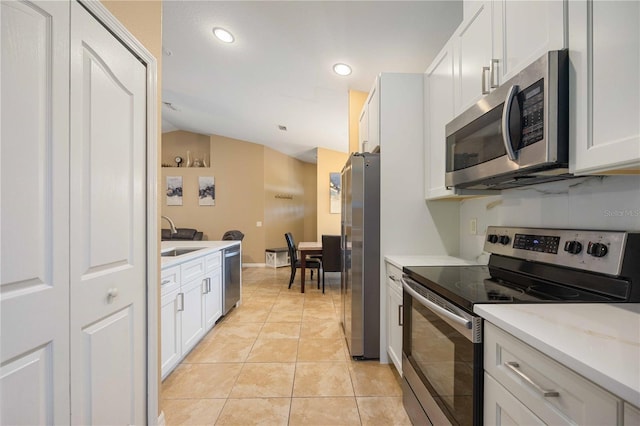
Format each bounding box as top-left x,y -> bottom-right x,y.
297,241 -> 322,293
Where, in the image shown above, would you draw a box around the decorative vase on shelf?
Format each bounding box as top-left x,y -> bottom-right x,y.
202,156 -> 208,168
186,150 -> 192,167
192,156 -> 202,167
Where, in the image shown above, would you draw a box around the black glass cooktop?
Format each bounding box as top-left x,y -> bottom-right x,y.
403,265 -> 616,313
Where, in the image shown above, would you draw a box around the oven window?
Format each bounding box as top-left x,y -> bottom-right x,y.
410,301 -> 474,425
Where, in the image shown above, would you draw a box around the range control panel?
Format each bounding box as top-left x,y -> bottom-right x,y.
484,226 -> 628,276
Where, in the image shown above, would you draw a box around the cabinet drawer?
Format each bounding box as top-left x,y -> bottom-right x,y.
205,250 -> 222,272
181,257 -> 205,283
485,322 -> 620,425
386,262 -> 403,292
161,265 -> 180,294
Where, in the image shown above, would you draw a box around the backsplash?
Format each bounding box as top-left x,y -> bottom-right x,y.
459,176 -> 640,261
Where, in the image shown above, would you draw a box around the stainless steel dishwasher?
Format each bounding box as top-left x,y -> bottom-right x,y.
222,244 -> 241,315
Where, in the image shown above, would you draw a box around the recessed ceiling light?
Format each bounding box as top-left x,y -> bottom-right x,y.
213,27 -> 234,43
333,63 -> 352,76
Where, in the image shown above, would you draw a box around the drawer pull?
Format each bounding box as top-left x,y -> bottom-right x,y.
504,361 -> 560,398
398,304 -> 403,326
161,279 -> 171,285
389,275 -> 398,282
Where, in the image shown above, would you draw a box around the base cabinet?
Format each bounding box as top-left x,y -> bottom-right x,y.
484,322 -> 621,425
385,262 -> 403,374
161,248 -> 225,379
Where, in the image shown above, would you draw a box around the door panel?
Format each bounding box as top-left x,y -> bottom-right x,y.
69,2 -> 146,424
0,1 -> 70,424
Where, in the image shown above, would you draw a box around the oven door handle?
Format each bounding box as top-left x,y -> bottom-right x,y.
402,279 -> 472,329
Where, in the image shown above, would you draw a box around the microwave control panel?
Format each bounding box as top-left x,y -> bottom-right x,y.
519,79 -> 545,147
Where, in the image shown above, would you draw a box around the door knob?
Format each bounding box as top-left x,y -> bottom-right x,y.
107,288 -> 119,302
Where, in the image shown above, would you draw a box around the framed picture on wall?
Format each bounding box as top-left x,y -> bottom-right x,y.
330,172 -> 341,214
166,176 -> 183,206
199,176 -> 215,206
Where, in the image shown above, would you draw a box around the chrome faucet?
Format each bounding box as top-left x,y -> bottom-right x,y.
162,215 -> 177,234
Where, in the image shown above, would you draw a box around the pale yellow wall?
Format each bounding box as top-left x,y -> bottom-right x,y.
263,148 -> 308,250
161,132 -> 266,263
316,148 -> 349,237
349,90 -> 368,154
303,162 -> 318,242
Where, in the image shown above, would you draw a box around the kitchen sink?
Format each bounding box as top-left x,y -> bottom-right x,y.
161,248 -> 201,257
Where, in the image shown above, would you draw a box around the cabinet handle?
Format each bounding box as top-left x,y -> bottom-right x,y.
207,277 -> 211,293
398,304 -> 403,326
490,59 -> 499,88
177,293 -> 184,312
504,361 -> 560,397
161,279 -> 170,285
389,275 -> 398,282
202,278 -> 208,294
481,66 -> 490,94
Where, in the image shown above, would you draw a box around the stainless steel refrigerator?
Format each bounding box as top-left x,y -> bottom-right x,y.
341,153 -> 380,359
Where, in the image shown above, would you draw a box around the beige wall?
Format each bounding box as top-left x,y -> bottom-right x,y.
316,148 -> 349,238
349,90 -> 368,154
303,162 -> 318,242
161,131 -> 317,262
161,132 -> 265,263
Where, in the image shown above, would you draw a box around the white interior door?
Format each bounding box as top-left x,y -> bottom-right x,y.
0,1 -> 70,424
68,2 -> 147,424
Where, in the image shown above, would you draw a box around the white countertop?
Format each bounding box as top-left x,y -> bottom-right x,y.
474,303 -> 640,407
384,255 -> 480,269
161,240 -> 240,268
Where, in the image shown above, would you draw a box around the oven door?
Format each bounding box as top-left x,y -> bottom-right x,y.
401,276 -> 483,426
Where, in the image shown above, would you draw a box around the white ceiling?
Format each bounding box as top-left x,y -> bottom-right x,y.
161,1 -> 462,163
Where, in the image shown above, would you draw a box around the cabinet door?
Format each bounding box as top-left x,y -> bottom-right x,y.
454,0 -> 494,114
625,403 -> 640,425
204,267 -> 222,330
367,84 -> 380,152
425,41 -> 456,199
180,276 -> 206,355
493,0 -> 566,84
359,106 -> 369,153
484,373 -> 545,425
570,0 -> 640,174
386,284 -> 403,374
160,289 -> 181,379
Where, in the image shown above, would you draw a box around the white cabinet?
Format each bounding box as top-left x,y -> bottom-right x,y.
453,0 -> 495,114
569,0 -> 640,174
161,248 -> 225,379
385,262 -> 403,374
484,321 -> 621,425
160,266 -> 181,379
625,403 -> 640,425
492,0 -> 566,84
359,83 -> 379,153
204,251 -> 223,330
454,0 -> 566,115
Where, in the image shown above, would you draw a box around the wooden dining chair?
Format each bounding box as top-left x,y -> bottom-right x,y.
285,232 -> 321,289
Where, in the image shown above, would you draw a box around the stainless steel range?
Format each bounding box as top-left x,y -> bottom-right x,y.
401,226 -> 640,426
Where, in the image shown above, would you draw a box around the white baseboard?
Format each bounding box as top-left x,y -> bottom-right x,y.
157,410 -> 165,426
243,263 -> 266,267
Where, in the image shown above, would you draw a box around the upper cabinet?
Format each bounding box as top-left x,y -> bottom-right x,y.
453,0 -> 566,115
569,0 -> 640,174
359,83 -> 380,153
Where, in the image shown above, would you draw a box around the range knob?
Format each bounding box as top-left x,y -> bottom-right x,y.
587,242 -> 608,258
563,240 -> 583,254
498,235 -> 511,245
487,234 -> 499,244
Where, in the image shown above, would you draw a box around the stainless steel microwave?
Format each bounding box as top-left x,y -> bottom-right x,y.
445,50 -> 569,190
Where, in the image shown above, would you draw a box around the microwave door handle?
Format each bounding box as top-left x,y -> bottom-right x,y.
501,84 -> 520,161
401,279 -> 472,329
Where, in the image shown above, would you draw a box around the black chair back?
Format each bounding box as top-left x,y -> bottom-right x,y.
222,230 -> 244,241
321,235 -> 341,272
285,232 -> 298,263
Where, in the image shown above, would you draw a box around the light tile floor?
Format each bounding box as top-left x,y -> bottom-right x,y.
161,266 -> 412,425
